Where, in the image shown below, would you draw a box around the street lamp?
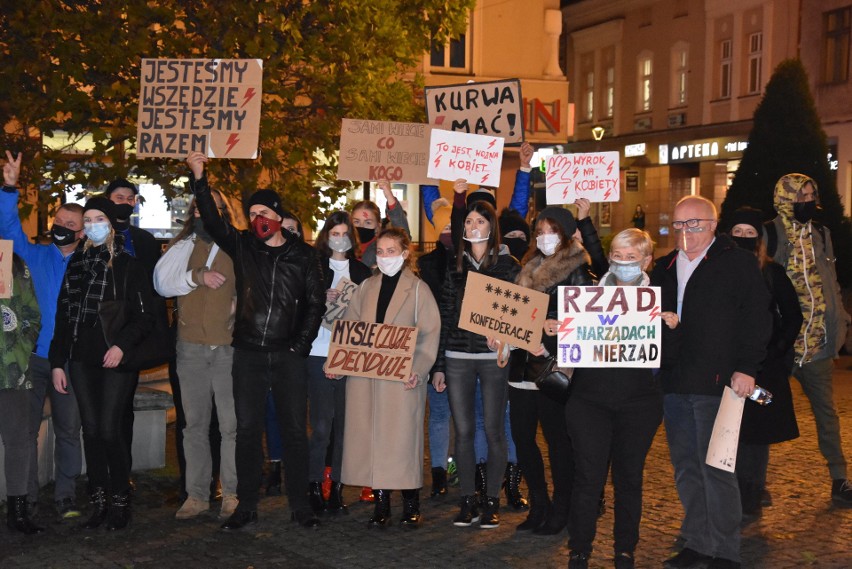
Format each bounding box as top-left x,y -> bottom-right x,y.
591,125 -> 605,141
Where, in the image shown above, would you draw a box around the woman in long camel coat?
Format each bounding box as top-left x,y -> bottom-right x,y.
337,227 -> 441,529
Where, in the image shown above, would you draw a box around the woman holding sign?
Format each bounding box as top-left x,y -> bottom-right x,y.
336,227 -> 440,529
431,201 -> 521,530
306,211 -> 371,515
562,228 -> 664,569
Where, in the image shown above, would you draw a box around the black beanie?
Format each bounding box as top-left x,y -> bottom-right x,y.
246,189 -> 285,219
105,178 -> 138,196
499,209 -> 530,240
729,207 -> 764,235
466,188 -> 497,209
537,206 -> 577,238
83,196 -> 116,225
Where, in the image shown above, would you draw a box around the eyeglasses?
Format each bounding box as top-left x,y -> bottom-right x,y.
672,218 -> 713,230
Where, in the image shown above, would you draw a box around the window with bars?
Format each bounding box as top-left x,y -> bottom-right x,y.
823,8 -> 851,83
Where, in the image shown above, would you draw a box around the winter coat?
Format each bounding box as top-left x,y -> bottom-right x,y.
0,255 -> 40,390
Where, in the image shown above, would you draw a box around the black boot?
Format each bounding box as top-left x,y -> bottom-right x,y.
475,462 -> 487,502
533,501 -> 568,535
480,496 -> 500,529
265,461 -> 282,496
517,493 -> 549,531
431,467 -> 448,497
6,495 -> 44,535
106,491 -> 131,531
82,487 -> 108,530
327,482 -> 348,514
367,489 -> 391,528
504,463 -> 529,510
308,481 -> 327,515
452,495 -> 480,527
399,489 -> 421,529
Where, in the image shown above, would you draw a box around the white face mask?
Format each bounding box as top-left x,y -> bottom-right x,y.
84,221 -> 111,246
463,229 -> 490,243
376,255 -> 405,277
536,233 -> 560,256
328,235 -> 352,253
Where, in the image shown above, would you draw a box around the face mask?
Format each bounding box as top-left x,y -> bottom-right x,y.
251,215 -> 282,241
536,233 -> 560,256
84,221 -> 111,246
51,224 -> 78,247
356,226 -> 376,244
328,235 -> 352,253
376,254 -> 405,277
732,236 -> 758,252
438,232 -> 454,250
609,259 -> 644,283
111,203 -> 134,230
463,228 -> 490,243
793,201 -> 816,224
503,236 -> 528,259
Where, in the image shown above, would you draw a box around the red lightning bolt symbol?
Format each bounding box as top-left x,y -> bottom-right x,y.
606,161 -> 614,176
562,188 -> 570,199
604,188 -> 612,200
433,155 -> 442,168
558,317 -> 575,342
531,308 -> 538,321
480,174 -> 489,184
649,306 -> 661,320
241,88 -> 257,109
487,139 -> 497,149
572,166 -> 579,178
224,133 -> 240,155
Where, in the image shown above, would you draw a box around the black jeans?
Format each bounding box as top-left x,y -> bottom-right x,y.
232,348 -> 310,512
70,361 -> 137,494
509,386 -> 573,511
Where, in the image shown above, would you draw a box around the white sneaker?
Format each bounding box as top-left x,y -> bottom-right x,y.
175,496 -> 209,520
219,495 -> 239,520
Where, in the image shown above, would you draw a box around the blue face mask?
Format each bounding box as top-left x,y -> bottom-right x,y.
609,259 -> 643,283
84,221 -> 111,246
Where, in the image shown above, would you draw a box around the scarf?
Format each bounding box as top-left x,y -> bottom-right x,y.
62,244 -> 114,331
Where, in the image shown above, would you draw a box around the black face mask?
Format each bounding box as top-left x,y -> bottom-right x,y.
793,201 -> 816,224
503,236 -> 529,260
112,203 -> 134,230
51,224 -> 78,247
732,236 -> 758,252
356,226 -> 375,244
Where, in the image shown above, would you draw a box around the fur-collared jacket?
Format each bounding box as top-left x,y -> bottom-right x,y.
515,240 -> 595,355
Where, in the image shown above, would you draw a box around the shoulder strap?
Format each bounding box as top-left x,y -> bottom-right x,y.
414,279 -> 420,326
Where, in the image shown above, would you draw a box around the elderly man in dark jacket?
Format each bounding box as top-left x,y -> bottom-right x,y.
186,152 -> 326,530
652,196 -> 770,569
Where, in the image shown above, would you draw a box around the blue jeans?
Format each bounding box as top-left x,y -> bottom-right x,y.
664,393 -> 741,562
427,382 -> 451,469
474,378 -> 517,464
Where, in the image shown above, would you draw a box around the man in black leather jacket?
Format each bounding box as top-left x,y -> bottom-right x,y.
186,152 -> 325,530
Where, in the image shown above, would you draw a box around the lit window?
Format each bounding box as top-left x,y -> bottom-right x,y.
747,32 -> 763,94
672,44 -> 688,107
824,8 -> 851,83
637,54 -> 653,112
584,71 -> 595,121
605,66 -> 615,117
720,39 -> 732,99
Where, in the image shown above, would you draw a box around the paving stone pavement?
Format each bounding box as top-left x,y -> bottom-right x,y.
2,358 -> 851,568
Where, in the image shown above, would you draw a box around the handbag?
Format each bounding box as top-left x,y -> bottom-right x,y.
525,354 -> 572,403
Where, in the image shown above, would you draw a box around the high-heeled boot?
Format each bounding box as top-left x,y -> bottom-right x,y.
82,487 -> 108,530
430,467 -> 448,497
308,481 -> 327,515
106,491 -> 131,531
326,482 -> 348,514
503,463 -> 529,510
399,489 -> 421,529
367,489 -> 391,528
6,495 -> 44,534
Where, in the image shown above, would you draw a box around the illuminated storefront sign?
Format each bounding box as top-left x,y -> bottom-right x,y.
624,143 -> 646,157
659,137 -> 749,164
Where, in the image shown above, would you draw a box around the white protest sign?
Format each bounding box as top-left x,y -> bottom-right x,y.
426,129 -> 504,186
545,152 -> 620,205
556,285 -> 661,368
705,387 -> 746,473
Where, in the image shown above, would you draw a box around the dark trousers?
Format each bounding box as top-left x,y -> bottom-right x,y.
70,361 -> 137,495
307,355 -> 346,482
509,386 -> 573,511
232,348 -> 309,512
566,390 -> 662,555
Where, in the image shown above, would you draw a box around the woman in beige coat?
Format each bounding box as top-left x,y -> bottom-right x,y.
336,227 -> 440,529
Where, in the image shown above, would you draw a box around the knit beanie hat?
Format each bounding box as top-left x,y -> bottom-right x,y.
466,188 -> 497,209
729,206 -> 764,235
83,196 -> 116,225
246,189 -> 285,219
537,206 -> 577,237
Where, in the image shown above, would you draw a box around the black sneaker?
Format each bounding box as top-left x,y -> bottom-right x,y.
614,551 -> 635,569
452,495 -> 479,527
831,479 -> 852,507
56,497 -> 82,519
479,496 -> 500,529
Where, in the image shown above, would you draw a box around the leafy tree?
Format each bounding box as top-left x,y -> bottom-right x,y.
0,1 -> 474,227
721,58 -> 852,285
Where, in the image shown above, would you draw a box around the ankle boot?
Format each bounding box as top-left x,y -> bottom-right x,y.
533,501 -> 568,535
475,462 -> 487,501
327,482 -> 348,514
452,495 -> 480,527
399,489 -> 421,529
6,495 -> 44,535
504,463 -> 529,510
517,493 -> 549,531
82,487 -> 108,529
265,461 -> 282,496
480,496 -> 500,529
431,467 -> 448,497
106,491 -> 131,531
308,481 -> 327,515
367,489 -> 391,528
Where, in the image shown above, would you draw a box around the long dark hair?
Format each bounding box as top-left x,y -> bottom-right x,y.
170,189 -> 231,246
314,210 -> 358,259
521,216 -> 574,265
457,201 -> 501,272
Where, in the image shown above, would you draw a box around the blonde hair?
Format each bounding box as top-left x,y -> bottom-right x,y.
610,228 -> 654,258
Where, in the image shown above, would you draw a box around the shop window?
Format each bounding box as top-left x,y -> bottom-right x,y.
720,39 -> 732,99
671,43 -> 688,107
823,8 -> 851,84
637,53 -> 653,112
746,32 -> 763,94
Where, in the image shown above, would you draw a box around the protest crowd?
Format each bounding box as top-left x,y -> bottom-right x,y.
1,125 -> 851,569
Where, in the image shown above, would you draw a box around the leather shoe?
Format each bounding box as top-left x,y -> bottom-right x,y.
663,547 -> 712,568
292,508 -> 320,528
220,510 -> 258,530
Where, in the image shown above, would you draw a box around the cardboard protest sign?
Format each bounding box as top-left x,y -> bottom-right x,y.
545,152 -> 620,205
427,129 -> 504,186
325,320 -> 419,382
706,387 -> 746,472
556,285 -> 661,368
137,58 -> 263,159
321,278 -> 359,331
425,79 -> 524,145
458,272 -> 549,350
0,240 -> 12,299
337,119 -> 437,185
